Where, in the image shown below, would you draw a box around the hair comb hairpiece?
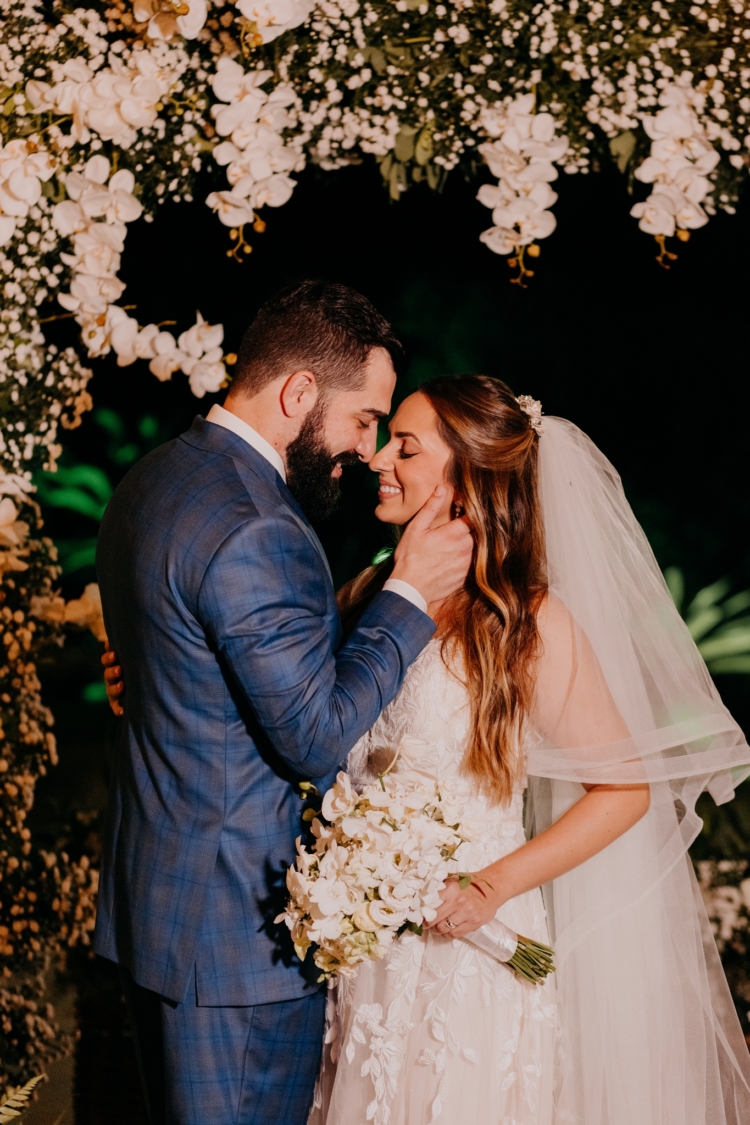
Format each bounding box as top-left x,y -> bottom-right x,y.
516,395 -> 543,436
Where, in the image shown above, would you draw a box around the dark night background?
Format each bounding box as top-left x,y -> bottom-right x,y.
25,158 -> 750,1121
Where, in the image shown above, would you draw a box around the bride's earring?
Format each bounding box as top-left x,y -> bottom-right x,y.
453,501 -> 464,519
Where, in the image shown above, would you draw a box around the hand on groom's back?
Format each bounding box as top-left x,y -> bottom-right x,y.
102,644 -> 124,716
390,485 -> 474,611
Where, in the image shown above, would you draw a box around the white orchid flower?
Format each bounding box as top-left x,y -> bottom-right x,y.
212,59 -> 274,106
630,192 -> 677,237
63,583 -> 107,643
479,225 -> 520,255
251,174 -> 296,208
205,190 -> 256,228
148,331 -> 187,382
0,215 -> 16,245
51,199 -> 87,237
0,498 -> 24,547
212,141 -> 242,167
135,0 -> 208,40
236,0 -> 315,43
213,95 -> 268,138
178,312 -> 224,359
109,314 -> 161,367
187,360 -> 226,399
0,182 -> 28,218
0,470 -> 32,502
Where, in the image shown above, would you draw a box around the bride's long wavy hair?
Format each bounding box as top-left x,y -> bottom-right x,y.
339,375 -> 547,804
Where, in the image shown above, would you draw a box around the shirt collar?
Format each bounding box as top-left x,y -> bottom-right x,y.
206,403 -> 286,482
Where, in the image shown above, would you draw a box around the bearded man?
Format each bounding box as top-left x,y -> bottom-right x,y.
94,280 -> 472,1125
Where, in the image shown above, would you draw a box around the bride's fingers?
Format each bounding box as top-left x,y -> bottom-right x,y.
425,883 -> 462,928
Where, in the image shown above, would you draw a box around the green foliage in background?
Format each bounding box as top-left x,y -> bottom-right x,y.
665,567 -> 750,676
33,411 -> 167,576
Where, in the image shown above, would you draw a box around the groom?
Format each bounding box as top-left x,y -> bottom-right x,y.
95,281 -> 472,1125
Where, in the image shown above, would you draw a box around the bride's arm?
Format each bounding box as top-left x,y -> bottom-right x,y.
426,595 -> 650,938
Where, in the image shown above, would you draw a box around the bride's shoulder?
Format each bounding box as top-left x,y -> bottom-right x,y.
535,591 -> 575,647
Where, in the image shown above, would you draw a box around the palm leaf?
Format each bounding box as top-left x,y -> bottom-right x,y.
0,1076 -> 45,1122
666,568 -> 750,678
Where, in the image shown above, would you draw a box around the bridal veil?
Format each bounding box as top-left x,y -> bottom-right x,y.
526,417 -> 750,1124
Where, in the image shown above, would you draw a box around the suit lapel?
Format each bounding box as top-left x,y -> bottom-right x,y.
181,416 -> 334,587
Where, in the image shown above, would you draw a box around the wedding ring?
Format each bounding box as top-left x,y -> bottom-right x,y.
446,918 -> 456,929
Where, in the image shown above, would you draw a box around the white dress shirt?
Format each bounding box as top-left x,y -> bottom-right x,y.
205,404 -> 428,616
207,403 -> 286,481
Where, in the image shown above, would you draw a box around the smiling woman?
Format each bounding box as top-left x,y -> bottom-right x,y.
371,392 -> 454,527
316,373 -> 750,1125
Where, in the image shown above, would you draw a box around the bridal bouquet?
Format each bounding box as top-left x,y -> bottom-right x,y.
277,771 -> 554,985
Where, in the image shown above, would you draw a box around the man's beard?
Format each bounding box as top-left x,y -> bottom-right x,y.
286,401 -> 360,521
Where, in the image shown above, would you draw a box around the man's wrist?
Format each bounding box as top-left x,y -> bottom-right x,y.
382,578 -> 428,615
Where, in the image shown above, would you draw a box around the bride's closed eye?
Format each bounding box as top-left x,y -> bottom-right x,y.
397,447 -> 417,459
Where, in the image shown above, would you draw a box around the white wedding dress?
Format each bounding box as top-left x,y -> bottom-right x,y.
310,416 -> 750,1125
309,638 -> 558,1125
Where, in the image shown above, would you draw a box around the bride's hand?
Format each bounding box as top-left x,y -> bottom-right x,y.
102,644 -> 125,716
425,873 -> 502,939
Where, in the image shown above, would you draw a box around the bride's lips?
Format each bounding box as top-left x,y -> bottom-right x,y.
378,481 -> 402,502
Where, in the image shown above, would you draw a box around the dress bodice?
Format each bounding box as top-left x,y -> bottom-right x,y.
347,638 -> 527,869
314,640 -> 556,1125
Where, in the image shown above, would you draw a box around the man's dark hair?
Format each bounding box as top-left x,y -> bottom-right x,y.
231,280 -> 404,398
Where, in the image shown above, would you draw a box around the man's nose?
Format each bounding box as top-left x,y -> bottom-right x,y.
357,427 -> 379,463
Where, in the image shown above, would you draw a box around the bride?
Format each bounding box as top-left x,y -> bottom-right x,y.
309,375 -> 750,1125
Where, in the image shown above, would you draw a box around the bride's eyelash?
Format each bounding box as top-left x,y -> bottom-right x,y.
397,449 -> 417,460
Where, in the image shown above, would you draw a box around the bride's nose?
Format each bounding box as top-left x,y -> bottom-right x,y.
369,443 -> 393,473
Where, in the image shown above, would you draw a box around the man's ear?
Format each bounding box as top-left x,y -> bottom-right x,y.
279,370 -> 318,419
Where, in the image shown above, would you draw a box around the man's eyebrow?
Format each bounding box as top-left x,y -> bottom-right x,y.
362,408 -> 388,419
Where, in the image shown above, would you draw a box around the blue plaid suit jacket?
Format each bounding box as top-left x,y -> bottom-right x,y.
94,417 -> 434,1006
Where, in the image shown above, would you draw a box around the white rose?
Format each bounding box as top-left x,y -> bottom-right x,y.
351,901 -> 382,932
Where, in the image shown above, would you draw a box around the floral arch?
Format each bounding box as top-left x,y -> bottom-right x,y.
0,0 -> 749,1085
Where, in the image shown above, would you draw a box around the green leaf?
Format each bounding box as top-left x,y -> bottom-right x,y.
699,626 -> 750,663
35,487 -> 107,521
722,590 -> 750,619
82,680 -> 107,704
389,160 -> 407,200
363,46 -> 387,76
425,162 -> 442,190
138,415 -> 159,441
609,129 -> 636,174
686,606 -> 723,643
94,408 -> 126,440
301,807 -> 319,822
394,126 -> 418,163
57,539 -> 98,573
687,578 -> 732,617
414,125 -> 434,166
664,566 -> 684,613
457,873 -> 472,890
112,443 -> 140,466
40,464 -> 113,503
705,656 -> 750,675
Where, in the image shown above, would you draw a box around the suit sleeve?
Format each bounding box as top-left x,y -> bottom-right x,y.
197,513 -> 435,777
